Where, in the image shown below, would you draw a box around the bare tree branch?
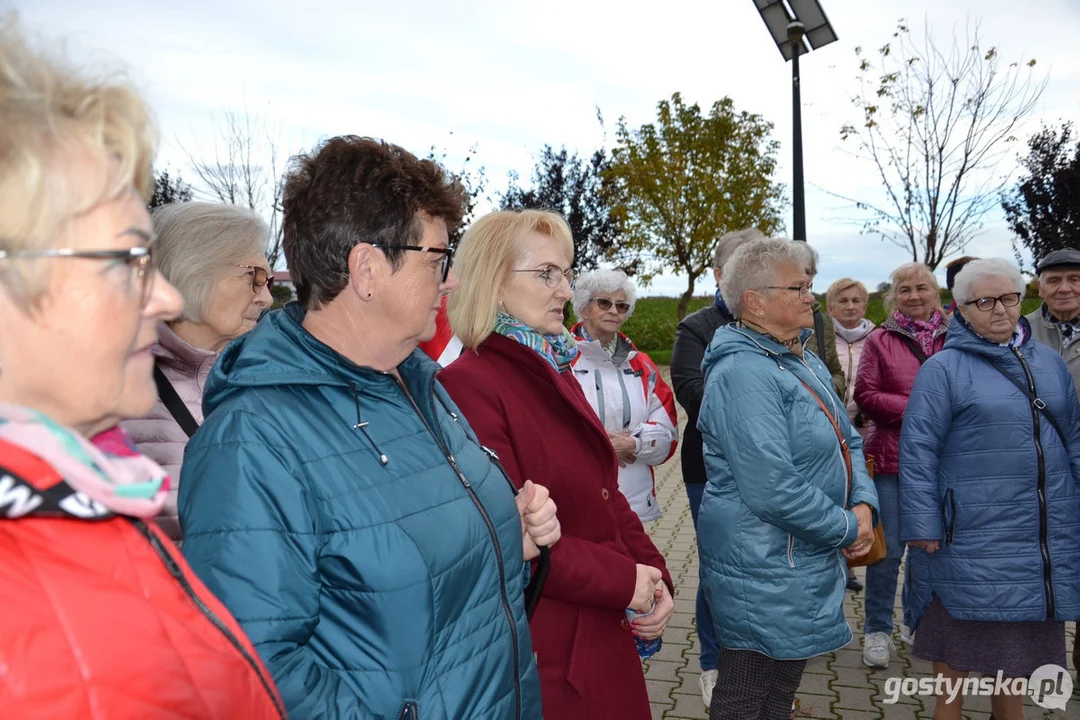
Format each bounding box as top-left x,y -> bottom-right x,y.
833,16 -> 1045,268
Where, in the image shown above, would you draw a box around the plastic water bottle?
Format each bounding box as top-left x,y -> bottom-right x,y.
625,601 -> 663,661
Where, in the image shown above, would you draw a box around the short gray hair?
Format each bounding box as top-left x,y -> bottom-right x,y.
720,237 -> 806,318
713,228 -> 765,270
789,241 -> 820,277
152,202 -> 270,322
572,269 -> 637,319
952,258 -> 1025,306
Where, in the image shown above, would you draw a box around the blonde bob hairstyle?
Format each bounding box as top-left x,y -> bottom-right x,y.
449,209 -> 574,350
884,262 -> 940,313
0,16 -> 156,307
825,278 -> 869,307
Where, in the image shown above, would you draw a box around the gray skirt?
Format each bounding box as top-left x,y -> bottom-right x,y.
912,596 -> 1066,678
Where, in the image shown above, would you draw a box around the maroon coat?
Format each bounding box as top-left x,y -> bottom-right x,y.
853,315 -> 948,474
440,333 -> 672,720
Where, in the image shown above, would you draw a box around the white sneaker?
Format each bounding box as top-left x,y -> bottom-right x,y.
862,631 -> 895,668
900,623 -> 915,645
699,668 -> 718,709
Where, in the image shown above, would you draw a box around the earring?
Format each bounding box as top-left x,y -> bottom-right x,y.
367,292 -> 373,299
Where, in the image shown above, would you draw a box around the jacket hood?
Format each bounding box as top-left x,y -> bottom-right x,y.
203,303 -> 441,417
943,310 -> 1035,359
701,324 -> 813,376
832,318 -> 875,344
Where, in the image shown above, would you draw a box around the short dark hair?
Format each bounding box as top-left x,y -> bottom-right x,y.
282,136 -> 467,309
945,255 -> 978,292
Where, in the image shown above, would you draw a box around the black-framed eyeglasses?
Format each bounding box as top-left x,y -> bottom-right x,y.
965,292 -> 1022,312
511,265 -> 575,289
0,246 -> 155,307
763,283 -> 814,298
593,297 -> 631,314
238,265 -> 274,292
368,243 -> 454,283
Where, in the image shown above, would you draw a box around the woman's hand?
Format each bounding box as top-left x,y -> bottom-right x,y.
909,540 -> 940,554
632,581 -> 674,640
630,564 -> 663,612
608,431 -> 637,467
842,503 -> 875,560
516,480 -> 559,561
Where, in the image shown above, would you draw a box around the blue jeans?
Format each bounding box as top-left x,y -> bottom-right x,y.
863,473 -> 906,635
686,482 -> 719,671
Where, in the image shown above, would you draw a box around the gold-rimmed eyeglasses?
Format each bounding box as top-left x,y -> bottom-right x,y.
512,265 -> 575,289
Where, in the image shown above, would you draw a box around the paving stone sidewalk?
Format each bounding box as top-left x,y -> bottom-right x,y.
643,369 -> 1074,720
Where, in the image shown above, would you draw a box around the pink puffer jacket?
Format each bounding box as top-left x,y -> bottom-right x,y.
853,315 -> 948,475
120,321 -> 216,540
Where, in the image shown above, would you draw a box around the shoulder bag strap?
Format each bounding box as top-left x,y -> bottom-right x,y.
797,378 -> 854,505
153,364 -> 200,439
893,332 -> 928,365
982,356 -> 1069,447
813,310 -> 827,359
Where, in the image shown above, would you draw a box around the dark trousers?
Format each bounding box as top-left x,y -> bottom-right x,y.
709,648 -> 806,720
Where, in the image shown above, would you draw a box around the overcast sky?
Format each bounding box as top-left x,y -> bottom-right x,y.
13,0 -> 1080,295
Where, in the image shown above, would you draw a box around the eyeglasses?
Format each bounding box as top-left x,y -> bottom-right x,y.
512,265 -> 575,289
238,265 -> 274,292
0,245 -> 155,307
593,297 -> 631,314
965,292 -> 1022,312
763,283 -> 814,298
368,243 -> 454,283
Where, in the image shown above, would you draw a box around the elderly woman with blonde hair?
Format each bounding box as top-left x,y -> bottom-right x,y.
0,17 -> 283,718
440,209 -> 674,720
825,277 -> 874,427
854,261 -> 949,669
569,269 -> 679,523
122,201 -> 273,540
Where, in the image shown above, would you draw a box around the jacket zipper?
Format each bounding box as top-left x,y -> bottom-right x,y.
1011,347 -> 1056,619
786,534 -> 796,568
392,377 -> 523,720
399,700 -> 419,719
129,519 -> 286,720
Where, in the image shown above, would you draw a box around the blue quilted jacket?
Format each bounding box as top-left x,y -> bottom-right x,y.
697,325 -> 878,660
900,314 -> 1080,627
178,304 -> 542,720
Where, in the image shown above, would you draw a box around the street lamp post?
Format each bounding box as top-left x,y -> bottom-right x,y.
752,0 -> 837,242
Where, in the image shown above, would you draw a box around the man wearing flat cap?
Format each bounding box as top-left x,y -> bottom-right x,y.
1026,247 -> 1080,682
1026,247 -> 1080,392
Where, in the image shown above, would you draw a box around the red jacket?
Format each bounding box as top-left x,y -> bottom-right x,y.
0,439 -> 284,720
853,318 -> 948,475
440,333 -> 673,720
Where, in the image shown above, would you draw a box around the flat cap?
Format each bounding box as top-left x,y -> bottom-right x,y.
1036,247 -> 1080,274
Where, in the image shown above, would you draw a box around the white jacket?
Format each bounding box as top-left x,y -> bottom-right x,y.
570,327 -> 679,521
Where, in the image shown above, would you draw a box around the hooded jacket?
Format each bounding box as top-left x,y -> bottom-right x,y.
177,304 -> 541,720
697,325 -> 878,660
121,321 -> 216,540
569,323 -> 679,521
900,314 -> 1080,627
832,318 -> 876,425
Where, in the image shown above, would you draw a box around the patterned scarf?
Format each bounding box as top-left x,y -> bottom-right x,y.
494,311 -> 579,372
1041,303 -> 1080,353
892,309 -> 946,358
0,405 -> 167,519
740,318 -> 804,357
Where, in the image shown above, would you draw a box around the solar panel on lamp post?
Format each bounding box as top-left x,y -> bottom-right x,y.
751,0 -> 837,242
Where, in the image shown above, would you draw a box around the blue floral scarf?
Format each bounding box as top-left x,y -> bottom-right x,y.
493,311 -> 579,372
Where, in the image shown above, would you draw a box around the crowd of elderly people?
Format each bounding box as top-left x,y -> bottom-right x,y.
4,15 -> 1080,720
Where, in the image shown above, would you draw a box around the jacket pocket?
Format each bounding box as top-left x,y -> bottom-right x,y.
399,701 -> 419,720
941,488 -> 956,546
565,606 -> 587,697
787,534 -> 796,568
